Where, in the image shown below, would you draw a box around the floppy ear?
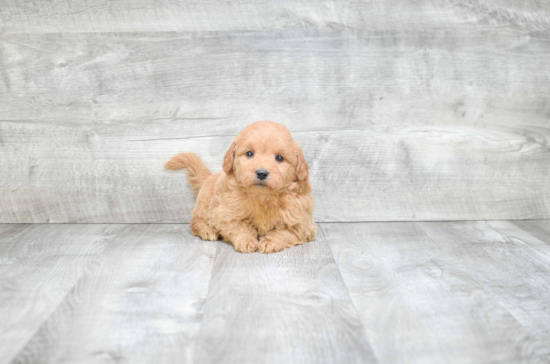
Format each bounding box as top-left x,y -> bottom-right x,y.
223,141 -> 237,174
295,143 -> 309,183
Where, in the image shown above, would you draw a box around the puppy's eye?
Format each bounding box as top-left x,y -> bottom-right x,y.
275,155 -> 284,162
246,151 -> 254,158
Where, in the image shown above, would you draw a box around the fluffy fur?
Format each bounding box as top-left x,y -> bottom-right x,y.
164,120 -> 316,253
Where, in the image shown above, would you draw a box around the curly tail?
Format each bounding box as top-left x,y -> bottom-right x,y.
164,152 -> 212,193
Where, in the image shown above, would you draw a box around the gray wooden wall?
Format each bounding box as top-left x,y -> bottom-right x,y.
1,0 -> 549,223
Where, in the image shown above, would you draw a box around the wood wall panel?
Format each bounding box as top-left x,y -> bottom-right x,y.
1,11 -> 549,222
1,119 -> 549,222
2,0 -> 548,33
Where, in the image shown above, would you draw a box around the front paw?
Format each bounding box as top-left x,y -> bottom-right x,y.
198,227 -> 220,241
233,236 -> 258,253
257,236 -> 286,254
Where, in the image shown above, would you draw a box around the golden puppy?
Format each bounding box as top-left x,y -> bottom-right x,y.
164,120 -> 316,253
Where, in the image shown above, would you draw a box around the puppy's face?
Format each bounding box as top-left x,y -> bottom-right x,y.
223,121 -> 309,192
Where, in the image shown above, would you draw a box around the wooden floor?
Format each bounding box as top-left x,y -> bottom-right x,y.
1,221 -> 549,364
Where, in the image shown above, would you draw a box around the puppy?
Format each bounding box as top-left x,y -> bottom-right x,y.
164,120 -> 316,253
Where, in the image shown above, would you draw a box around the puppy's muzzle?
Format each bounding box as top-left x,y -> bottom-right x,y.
256,169 -> 269,181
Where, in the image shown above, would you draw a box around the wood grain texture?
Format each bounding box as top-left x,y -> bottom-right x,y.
10,224 -> 217,364
321,221 -> 550,364
1,0 -> 549,33
511,220 -> 550,245
414,221 -> 550,362
2,222 -> 550,362
0,224 -> 125,363
193,227 -> 376,364
1,121 -> 549,222
482,220 -> 550,346
0,224 -> 32,254
1,30 -> 549,222
2,31 -> 550,124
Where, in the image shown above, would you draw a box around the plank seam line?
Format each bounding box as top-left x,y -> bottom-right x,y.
186,242 -> 220,361
4,224 -> 129,363
317,222 -> 380,363
415,221 -> 548,343
487,221 -> 550,260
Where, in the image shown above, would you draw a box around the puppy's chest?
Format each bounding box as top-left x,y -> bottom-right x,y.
248,207 -> 285,235
243,196 -> 295,235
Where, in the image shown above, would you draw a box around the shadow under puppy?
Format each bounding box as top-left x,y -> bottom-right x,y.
165,120 -> 316,253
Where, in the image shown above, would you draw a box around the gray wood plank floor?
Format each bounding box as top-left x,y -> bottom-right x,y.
8,225 -> 217,364
193,229 -> 375,364
1,221 -> 550,364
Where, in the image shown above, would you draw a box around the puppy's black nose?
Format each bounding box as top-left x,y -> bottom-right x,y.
256,169 -> 269,180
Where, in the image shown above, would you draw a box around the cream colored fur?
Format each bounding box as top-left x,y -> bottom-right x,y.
164,120 -> 316,253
